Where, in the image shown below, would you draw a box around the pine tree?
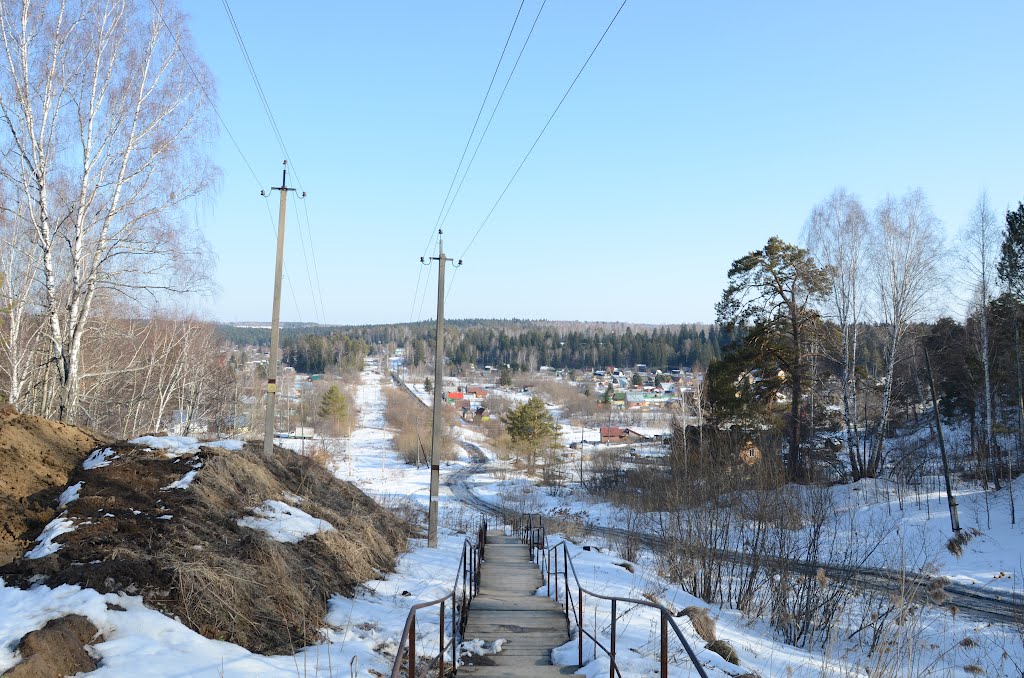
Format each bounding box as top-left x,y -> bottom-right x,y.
318,385 -> 349,436
502,397 -> 559,474
716,236 -> 831,480
603,384 -> 614,404
424,376 -> 432,393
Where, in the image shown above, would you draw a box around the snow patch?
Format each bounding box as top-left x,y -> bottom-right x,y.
25,516 -> 76,559
128,435 -> 244,458
83,448 -> 117,470
237,500 -> 335,543
58,482 -> 83,507
162,469 -> 199,490
460,638 -> 506,657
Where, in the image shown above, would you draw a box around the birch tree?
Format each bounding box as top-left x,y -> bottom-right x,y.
804,188 -> 872,478
0,0 -> 216,421
0,197 -> 43,405
868,189 -> 944,472
960,192 -> 1000,489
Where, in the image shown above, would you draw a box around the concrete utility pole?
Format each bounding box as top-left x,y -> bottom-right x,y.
262,161 -> 303,458
421,231 -> 461,547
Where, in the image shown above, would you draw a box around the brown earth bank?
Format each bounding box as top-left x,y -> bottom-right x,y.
4,614 -> 102,678
1,438 -> 412,656
0,408 -> 107,565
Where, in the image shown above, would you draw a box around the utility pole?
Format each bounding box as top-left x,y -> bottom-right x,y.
924,347 -> 960,534
262,161 -> 304,458
421,230 -> 461,547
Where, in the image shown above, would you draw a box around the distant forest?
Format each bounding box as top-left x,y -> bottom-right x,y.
216,320 -> 731,373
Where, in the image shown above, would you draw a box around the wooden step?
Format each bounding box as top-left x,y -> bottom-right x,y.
460,532 -> 578,677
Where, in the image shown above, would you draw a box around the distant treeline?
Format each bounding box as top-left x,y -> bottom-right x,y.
217,320 -> 733,372
281,334 -> 370,374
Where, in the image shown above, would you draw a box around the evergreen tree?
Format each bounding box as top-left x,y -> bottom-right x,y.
318,385 -> 350,436
716,236 -> 831,480
499,368 -> 513,387
424,376 -> 432,393
603,383 -> 614,404
502,397 -> 559,474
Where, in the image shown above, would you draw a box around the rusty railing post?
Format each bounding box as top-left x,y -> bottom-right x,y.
451,592 -> 457,671
578,589 -> 584,666
409,613 -> 416,678
660,610 -> 668,678
438,601 -> 445,678
610,599 -> 617,678
554,546 -> 560,603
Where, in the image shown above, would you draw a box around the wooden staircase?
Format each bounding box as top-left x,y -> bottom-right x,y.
459,531 -> 578,677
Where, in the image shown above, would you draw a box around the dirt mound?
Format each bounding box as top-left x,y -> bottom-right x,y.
0,410 -> 106,565
2,440 -> 411,655
4,614 -> 102,678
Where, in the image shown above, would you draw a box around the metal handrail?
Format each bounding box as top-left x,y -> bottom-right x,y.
512,514 -> 710,678
390,517 -> 487,678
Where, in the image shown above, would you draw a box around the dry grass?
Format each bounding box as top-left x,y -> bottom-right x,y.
384,386 -> 456,465
680,606 -> 717,644
705,638 -> 738,665
947,528 -> 982,558
164,443 -> 410,654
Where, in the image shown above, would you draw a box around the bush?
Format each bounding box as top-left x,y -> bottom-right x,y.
384,386 -> 456,464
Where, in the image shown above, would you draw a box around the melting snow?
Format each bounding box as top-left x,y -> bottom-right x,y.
237,500 -> 335,543
83,448 -> 117,470
25,516 -> 75,559
161,469 -> 198,490
128,436 -> 244,458
58,482 -> 83,507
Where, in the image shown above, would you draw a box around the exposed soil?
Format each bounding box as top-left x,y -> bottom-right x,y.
0,409 -> 106,565
2,439 -> 411,656
4,614 -> 102,678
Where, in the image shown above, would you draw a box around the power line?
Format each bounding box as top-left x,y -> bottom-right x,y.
148,0 -> 262,190
437,0 -> 548,233
457,0 -> 631,262
428,0 -> 526,239
302,199 -> 328,323
149,0 -> 304,324
409,1 -> 526,325
221,0 -> 329,324
291,196 -> 324,323
221,0 -> 293,174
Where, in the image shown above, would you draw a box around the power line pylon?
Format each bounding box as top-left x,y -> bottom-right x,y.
262,160 -> 305,458
421,230 -> 461,547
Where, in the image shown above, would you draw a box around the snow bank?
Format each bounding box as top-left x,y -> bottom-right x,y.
236,500 -> 335,543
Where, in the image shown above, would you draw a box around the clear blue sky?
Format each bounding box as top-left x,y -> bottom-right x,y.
180,0 -> 1024,326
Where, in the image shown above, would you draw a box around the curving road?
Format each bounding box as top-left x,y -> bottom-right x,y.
446,446 -> 1022,626
394,371 -> 1023,626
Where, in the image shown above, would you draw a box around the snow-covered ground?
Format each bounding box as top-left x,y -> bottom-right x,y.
3,360 -> 1021,676
0,361 -> 478,677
